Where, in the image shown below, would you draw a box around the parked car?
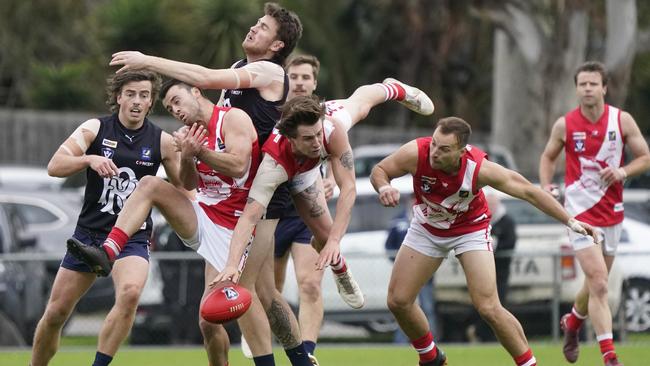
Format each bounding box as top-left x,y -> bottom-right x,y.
0,167 -> 114,314
282,177 -> 650,339
0,201 -> 43,346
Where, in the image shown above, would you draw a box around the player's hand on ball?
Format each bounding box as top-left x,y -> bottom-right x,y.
210,265 -> 241,288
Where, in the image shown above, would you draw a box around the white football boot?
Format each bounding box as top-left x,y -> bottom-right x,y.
383,78 -> 435,115
333,268 -> 365,309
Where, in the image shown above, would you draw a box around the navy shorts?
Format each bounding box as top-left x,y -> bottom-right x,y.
274,216 -> 313,258
61,227 -> 150,273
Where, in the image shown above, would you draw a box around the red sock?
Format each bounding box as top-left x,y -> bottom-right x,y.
379,82 -> 406,101
567,305 -> 586,331
598,335 -> 616,361
514,349 -> 536,366
103,227 -> 129,261
411,331 -> 438,363
331,255 -> 348,275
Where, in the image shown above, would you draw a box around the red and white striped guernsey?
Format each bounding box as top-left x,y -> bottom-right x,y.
563,105 -> 624,226
262,119 -> 335,180
412,137 -> 491,237
196,106 -> 260,230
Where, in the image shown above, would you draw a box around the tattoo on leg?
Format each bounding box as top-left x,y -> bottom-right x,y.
299,183 -> 325,218
267,299 -> 300,348
340,150 -> 354,170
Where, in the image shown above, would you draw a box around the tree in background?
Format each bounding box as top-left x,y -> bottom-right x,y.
477,0 -> 639,176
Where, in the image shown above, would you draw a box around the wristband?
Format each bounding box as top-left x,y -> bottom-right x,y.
378,185 -> 393,194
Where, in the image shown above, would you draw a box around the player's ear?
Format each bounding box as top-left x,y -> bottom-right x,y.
271,40 -> 284,52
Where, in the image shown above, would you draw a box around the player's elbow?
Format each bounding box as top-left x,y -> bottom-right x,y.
47,158 -> 65,177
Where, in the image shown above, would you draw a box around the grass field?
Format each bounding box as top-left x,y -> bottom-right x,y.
3,340 -> 650,366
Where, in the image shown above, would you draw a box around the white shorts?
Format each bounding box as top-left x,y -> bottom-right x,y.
179,201 -> 250,272
568,223 -> 621,256
325,101 -> 352,131
289,165 -> 321,194
402,219 -> 492,258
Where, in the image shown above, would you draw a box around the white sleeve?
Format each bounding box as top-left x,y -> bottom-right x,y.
248,154 -> 289,207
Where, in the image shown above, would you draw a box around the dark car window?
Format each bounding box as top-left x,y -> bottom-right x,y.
5,202 -> 59,225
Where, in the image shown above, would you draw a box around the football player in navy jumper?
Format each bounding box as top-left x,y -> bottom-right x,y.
30,70 -> 181,366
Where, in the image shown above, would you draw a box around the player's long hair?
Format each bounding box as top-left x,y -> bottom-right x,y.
106,69 -> 162,115
277,95 -> 325,138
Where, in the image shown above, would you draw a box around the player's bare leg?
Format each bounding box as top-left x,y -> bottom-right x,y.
237,222 -> 276,358
291,243 -> 324,345
460,250 -> 532,360
30,269 -> 95,366
293,178 -> 364,309
387,246 -> 446,365
96,256 -> 148,355
247,219 -> 313,365
274,251 -> 291,291
199,262 -> 230,366
330,79 -> 434,130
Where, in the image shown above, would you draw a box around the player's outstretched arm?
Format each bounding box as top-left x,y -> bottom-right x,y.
318,128 -> 356,269
110,52 -> 283,92
479,160 -> 600,242
211,154 -> 288,284
48,119 -> 118,178
370,140 -> 418,207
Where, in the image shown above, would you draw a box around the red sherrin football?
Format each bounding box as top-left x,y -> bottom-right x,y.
200,281 -> 252,324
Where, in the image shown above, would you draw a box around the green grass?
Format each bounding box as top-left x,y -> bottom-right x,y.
2,341 -> 650,366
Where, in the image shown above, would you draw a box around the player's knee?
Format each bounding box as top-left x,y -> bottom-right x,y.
588,276 -> 609,299
42,304 -> 71,327
137,175 -> 163,195
116,283 -> 143,310
474,299 -> 502,322
298,278 -> 321,302
199,317 -> 225,339
386,292 -> 413,314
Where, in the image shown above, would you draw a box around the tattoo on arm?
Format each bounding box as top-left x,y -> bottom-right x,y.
340,150 -> 354,170
298,183 -> 325,218
267,299 -> 300,348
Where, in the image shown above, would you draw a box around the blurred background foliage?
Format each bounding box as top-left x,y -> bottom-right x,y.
1,0 -> 649,135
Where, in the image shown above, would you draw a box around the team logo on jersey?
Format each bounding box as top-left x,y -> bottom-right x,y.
223,287 -> 239,300
102,139 -> 118,148
459,190 -> 469,198
573,131 -> 586,152
101,147 -> 114,159
421,176 -> 436,193
98,167 -> 138,215
140,147 -> 152,161
608,131 -> 617,141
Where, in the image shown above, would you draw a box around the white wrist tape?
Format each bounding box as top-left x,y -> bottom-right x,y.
378,185 -> 393,194
567,218 -> 588,236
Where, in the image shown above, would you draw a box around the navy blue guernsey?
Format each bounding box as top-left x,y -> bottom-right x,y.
222,58 -> 291,218
222,59 -> 289,146
76,114 -> 162,241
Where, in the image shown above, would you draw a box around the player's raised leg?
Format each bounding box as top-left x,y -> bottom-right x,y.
328,79 -> 434,131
